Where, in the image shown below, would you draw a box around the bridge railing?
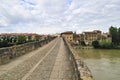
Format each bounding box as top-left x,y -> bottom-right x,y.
63,38 -> 93,80
0,37 -> 56,65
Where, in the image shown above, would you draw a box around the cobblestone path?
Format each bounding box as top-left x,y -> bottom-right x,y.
0,38 -> 75,80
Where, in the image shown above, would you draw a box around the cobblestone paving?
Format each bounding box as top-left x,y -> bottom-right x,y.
0,38 -> 75,80
49,38 -> 76,80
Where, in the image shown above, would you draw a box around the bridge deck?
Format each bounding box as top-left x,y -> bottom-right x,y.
0,38 -> 76,80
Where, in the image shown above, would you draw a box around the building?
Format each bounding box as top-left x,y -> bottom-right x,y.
0,33 -> 41,43
77,30 -> 112,45
23,33 -> 40,41
61,30 -> 112,45
82,30 -> 102,45
74,34 -> 80,44
79,34 -> 84,41
61,31 -> 74,42
100,33 -> 112,42
0,33 -> 17,43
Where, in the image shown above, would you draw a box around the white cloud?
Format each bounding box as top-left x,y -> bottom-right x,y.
0,19 -> 9,27
0,0 -> 120,34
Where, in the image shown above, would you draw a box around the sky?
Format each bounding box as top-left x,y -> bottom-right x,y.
0,0 -> 120,34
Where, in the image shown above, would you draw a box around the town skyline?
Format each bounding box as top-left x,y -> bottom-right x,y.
0,0 -> 120,34
0,27 -> 116,35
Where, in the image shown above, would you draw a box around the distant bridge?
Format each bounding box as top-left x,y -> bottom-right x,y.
0,38 -> 93,80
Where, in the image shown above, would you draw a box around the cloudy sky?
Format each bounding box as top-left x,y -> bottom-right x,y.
0,0 -> 120,34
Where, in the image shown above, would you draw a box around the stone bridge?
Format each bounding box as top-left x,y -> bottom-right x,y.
0,38 -> 93,80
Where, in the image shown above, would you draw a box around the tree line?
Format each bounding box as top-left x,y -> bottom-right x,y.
92,26 -> 120,49
0,36 -> 28,48
109,26 -> 120,45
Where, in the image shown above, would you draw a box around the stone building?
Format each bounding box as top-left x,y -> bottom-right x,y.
61,31 -> 74,42
22,33 -> 40,41
82,30 -> 102,45
61,30 -> 111,45
100,33 -> 112,42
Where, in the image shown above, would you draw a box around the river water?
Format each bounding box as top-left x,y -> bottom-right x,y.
77,49 -> 120,80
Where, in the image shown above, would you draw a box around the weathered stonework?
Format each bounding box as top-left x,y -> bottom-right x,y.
63,38 -> 93,80
0,37 -> 55,65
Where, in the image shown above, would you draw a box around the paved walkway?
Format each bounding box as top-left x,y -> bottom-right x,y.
0,38 -> 75,80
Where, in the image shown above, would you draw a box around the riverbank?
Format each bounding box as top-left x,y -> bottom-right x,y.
74,45 -> 120,50
73,46 -> 93,49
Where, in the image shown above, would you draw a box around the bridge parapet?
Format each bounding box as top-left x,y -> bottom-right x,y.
0,37 -> 55,65
63,38 -> 93,80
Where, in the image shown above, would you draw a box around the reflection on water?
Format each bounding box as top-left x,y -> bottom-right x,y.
77,49 -> 120,80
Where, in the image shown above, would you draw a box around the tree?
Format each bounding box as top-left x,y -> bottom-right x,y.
17,36 -> 26,44
0,37 -> 9,47
80,40 -> 86,46
109,26 -> 118,44
100,40 -> 113,49
118,28 -> 120,44
92,40 -> 100,48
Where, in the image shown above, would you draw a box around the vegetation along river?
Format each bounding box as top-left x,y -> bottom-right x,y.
77,49 -> 120,80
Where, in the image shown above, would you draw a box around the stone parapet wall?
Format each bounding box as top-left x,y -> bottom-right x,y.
63,38 -> 93,80
0,37 -> 55,65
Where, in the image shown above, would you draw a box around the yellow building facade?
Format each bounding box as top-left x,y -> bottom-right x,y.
61,31 -> 73,42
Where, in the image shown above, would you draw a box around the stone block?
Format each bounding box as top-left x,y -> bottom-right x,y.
0,52 -> 10,64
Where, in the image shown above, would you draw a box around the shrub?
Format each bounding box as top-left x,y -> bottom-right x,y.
92,40 -> 100,48
17,36 -> 26,44
80,40 -> 86,46
100,41 -> 113,49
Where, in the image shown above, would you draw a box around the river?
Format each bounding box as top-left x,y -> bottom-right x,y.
77,49 -> 120,80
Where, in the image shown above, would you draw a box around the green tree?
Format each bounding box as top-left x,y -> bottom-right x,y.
118,28 -> 120,44
100,40 -> 113,49
0,37 -> 9,47
80,40 -> 86,46
109,26 -> 118,44
92,40 -> 100,48
3,40 -> 9,47
17,36 -> 26,44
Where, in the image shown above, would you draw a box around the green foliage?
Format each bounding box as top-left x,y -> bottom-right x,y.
0,40 -> 9,47
92,40 -> 116,49
92,40 -> 100,48
0,35 -> 31,48
100,40 -> 113,49
80,40 -> 86,46
0,37 -> 10,48
118,28 -> 120,44
17,36 -> 26,44
117,45 -> 120,49
109,26 -> 120,45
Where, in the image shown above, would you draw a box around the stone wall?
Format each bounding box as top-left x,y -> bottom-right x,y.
0,37 -> 55,65
63,38 -> 93,80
